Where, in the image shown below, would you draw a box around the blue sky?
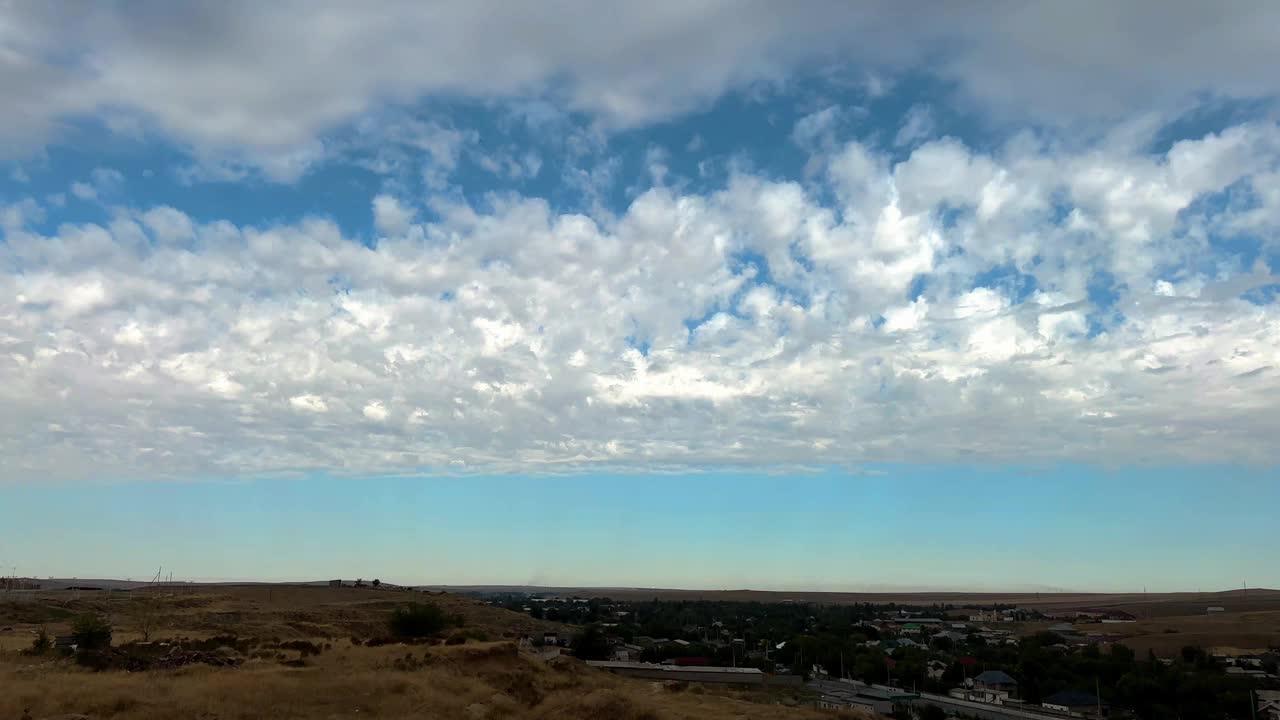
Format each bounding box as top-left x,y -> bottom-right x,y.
3,465 -> 1276,592
2,2 -> 1279,590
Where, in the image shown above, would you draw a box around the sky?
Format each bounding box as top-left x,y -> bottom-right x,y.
1,1 -> 1278,591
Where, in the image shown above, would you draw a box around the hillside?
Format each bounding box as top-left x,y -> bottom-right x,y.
0,585 -> 845,720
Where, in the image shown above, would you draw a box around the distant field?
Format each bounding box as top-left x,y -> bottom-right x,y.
433,585 -> 1280,658
9,582 -> 1278,663
1,583 -> 564,648
0,584 -> 846,720
431,584 -> 1280,612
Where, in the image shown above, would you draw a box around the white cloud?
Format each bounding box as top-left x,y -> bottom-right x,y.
90,167 -> 124,190
2,122 -> 1280,481
362,400 -> 389,422
372,195 -> 414,236
2,2 -> 1278,169
67,168 -> 125,202
290,395 -> 330,413
894,104 -> 934,147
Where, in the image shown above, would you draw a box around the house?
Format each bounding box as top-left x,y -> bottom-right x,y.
815,689 -> 892,715
973,669 -> 1017,693
1042,690 -> 1108,717
542,632 -> 559,646
932,631 -> 966,643
612,643 -> 644,662
926,660 -> 947,681
1207,606 -> 1226,614
949,687 -> 1010,705
536,646 -> 561,661
1048,623 -> 1076,634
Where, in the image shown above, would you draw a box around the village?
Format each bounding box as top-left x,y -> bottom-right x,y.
487,593 -> 1280,719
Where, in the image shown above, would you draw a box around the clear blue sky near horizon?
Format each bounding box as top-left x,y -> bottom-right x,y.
4,464 -> 1276,592
4,5 -> 1280,595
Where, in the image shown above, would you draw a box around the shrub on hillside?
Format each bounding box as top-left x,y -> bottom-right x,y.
387,602 -> 448,639
23,626 -> 52,655
71,613 -> 113,650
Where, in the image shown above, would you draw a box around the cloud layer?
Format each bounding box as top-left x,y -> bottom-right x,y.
3,119 -> 1279,480
4,1 -> 1280,158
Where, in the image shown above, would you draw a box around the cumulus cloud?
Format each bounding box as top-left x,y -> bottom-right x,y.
2,121 -> 1279,481
372,195 -> 413,236
2,1 -> 1279,168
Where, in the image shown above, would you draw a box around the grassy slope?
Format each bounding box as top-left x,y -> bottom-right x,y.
0,586 -> 854,720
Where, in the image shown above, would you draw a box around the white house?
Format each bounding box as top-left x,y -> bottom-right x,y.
950,687 -> 1010,705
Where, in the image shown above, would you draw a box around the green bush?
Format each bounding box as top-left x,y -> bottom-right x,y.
71,613 -> 113,650
387,602 -> 448,638
23,626 -> 52,655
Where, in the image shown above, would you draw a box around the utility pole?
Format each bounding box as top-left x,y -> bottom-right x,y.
1096,676 -> 1103,719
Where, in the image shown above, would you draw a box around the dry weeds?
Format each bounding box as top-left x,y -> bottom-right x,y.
1,587 -> 840,720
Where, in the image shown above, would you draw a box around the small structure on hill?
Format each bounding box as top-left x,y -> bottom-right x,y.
973,669 -> 1018,692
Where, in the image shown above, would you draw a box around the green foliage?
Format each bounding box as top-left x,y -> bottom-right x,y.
387,602 -> 448,638
71,613 -> 112,650
23,626 -> 52,655
571,624 -> 612,660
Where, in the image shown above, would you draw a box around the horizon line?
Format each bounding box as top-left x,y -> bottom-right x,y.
16,576 -> 1277,597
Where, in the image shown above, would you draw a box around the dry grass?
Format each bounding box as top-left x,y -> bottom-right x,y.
0,643 -> 838,720
0,586 -> 842,720
1072,610 -> 1280,656
1,584 -> 565,645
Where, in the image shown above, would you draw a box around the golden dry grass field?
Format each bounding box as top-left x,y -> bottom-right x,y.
0,585 -> 856,720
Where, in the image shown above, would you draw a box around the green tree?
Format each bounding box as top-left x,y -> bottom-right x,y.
71,613 -> 112,650
571,624 -> 611,660
387,602 -> 448,638
24,626 -> 52,655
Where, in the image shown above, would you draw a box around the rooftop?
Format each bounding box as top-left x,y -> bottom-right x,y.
974,669 -> 1017,685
